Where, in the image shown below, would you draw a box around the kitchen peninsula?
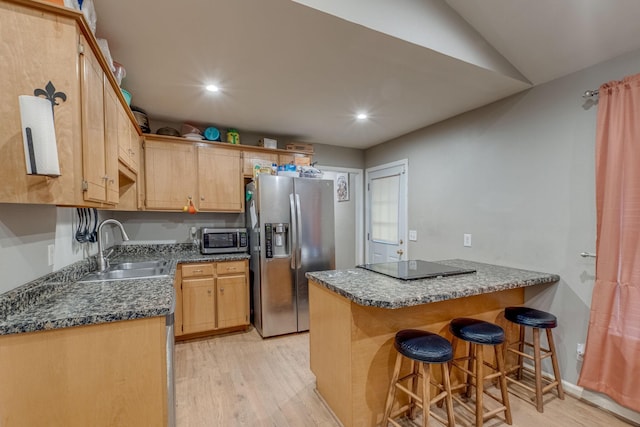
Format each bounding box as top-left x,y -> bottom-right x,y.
306,259 -> 560,427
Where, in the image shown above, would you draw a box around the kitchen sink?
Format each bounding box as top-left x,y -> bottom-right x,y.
78,260 -> 171,282
109,260 -> 169,270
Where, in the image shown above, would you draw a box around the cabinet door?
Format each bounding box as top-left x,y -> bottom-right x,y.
216,274 -> 249,329
144,138 -> 196,210
103,80 -> 119,204
243,150 -> 278,177
197,145 -> 244,212
173,268 -> 184,337
118,108 -> 139,173
0,2 -> 83,205
80,37 -> 109,203
182,276 -> 216,334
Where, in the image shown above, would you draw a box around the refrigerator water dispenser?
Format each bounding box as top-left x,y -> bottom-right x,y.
265,223 -> 289,258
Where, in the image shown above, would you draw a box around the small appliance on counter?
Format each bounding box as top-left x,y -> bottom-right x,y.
358,260 -> 476,280
200,227 -> 248,254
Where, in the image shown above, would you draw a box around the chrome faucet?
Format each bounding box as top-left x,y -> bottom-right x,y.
97,219 -> 130,272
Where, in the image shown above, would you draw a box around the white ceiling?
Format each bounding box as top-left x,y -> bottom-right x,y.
93,0 -> 640,149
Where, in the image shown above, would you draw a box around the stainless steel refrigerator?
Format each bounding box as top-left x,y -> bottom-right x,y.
246,174 -> 335,338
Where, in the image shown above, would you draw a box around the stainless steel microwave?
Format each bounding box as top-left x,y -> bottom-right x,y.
200,227 -> 248,254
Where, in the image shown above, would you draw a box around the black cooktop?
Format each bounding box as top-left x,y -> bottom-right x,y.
358,260 -> 476,281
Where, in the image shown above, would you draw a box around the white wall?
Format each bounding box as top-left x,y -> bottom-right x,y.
366,48 -> 640,420
320,168 -> 362,269
0,205 -> 90,294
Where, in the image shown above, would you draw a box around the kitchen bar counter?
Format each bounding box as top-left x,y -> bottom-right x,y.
306,260 -> 559,427
0,244 -> 250,335
306,259 -> 559,308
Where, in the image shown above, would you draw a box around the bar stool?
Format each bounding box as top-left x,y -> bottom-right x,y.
382,329 -> 456,427
448,318 -> 512,427
503,306 -> 565,412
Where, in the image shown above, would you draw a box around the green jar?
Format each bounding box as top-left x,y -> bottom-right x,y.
227,128 -> 240,144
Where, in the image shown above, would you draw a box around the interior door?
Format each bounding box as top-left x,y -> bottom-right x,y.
366,161 -> 408,263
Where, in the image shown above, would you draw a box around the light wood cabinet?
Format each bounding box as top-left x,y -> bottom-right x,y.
118,105 -> 140,173
144,138 -> 197,210
0,316 -> 168,426
144,136 -> 244,212
0,1 -> 83,205
182,276 -> 217,334
0,0 -> 141,207
217,274 -> 248,329
100,75 -> 120,204
175,260 -> 249,339
197,145 -> 244,211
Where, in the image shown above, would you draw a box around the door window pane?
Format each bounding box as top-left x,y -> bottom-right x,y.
371,174 -> 399,243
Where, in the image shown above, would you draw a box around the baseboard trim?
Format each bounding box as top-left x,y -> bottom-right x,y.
561,380 -> 640,426
521,361 -> 640,425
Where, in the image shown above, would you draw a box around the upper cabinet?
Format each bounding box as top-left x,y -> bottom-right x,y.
0,0 -> 140,207
80,38 -> 118,205
0,1 -> 83,205
197,144 -> 243,212
144,136 -> 244,212
144,138 -> 197,210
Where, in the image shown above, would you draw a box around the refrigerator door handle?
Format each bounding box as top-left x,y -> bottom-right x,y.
289,193 -> 297,270
295,194 -> 302,269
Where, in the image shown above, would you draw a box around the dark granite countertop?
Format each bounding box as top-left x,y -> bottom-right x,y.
0,244 -> 250,335
306,259 -> 559,309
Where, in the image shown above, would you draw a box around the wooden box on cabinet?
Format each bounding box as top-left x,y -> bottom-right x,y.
174,260 -> 249,339
242,150 -> 278,177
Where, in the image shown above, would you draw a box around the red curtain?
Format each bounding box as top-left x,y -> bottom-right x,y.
578,73 -> 640,411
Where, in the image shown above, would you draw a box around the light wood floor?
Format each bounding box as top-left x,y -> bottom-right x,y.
175,327 -> 635,427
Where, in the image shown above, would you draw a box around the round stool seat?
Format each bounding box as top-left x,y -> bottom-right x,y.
505,306 -> 557,329
394,329 -> 453,363
449,318 -> 505,345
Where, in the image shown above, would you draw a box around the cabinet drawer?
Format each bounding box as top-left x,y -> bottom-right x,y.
216,261 -> 246,275
182,263 -> 214,278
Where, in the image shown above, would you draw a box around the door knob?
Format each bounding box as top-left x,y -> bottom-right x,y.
397,249 -> 404,255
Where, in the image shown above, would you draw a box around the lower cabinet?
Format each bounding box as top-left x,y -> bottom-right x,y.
174,260 -> 249,338
0,316 -> 168,426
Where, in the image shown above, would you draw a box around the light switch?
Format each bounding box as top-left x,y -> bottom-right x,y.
409,230 -> 417,241
463,234 -> 472,247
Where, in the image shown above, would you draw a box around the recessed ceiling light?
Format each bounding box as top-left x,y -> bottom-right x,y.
206,84 -> 220,92
356,113 -> 368,120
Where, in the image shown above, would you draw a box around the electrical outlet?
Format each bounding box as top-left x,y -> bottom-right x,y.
409,230 -> 417,241
463,233 -> 472,247
577,343 -> 585,361
48,244 -> 55,266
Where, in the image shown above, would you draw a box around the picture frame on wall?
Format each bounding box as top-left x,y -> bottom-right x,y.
336,172 -> 349,202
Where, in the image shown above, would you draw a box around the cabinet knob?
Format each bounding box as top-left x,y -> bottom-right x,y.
220,288 -> 224,293
200,196 -> 205,201
207,289 -> 212,295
